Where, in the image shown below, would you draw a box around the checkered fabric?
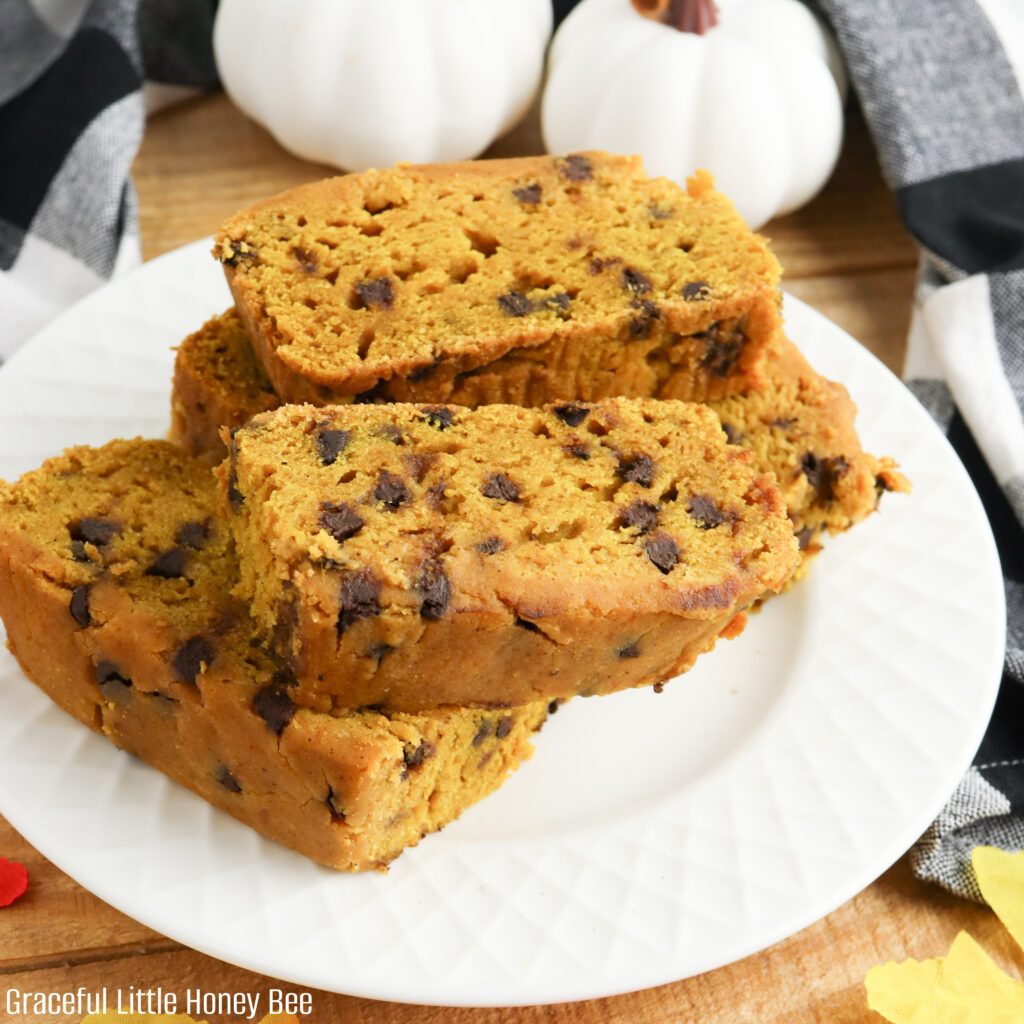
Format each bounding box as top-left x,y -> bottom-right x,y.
812,0 -> 1024,900
0,0 -> 217,359
1,0 -> 1022,904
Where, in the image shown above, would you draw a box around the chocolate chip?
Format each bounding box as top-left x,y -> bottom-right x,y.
417,562 -> 451,621
645,533 -> 680,574
619,500 -> 660,534
403,740 -> 436,771
687,495 -> 725,529
698,324 -> 746,378
95,661 -> 132,701
356,277 -> 395,310
376,424 -> 405,445
497,291 -> 533,317
292,246 -> 318,273
374,470 -> 411,510
319,501 -> 364,543
481,473 -> 520,502
337,569 -> 381,635
616,453 -> 655,488
721,422 -> 742,445
543,293 -> 571,312
771,417 -> 795,429
628,300 -> 660,339
326,787 -> 346,822
221,244 -> 258,267
316,428 -> 351,466
547,700 -> 560,714
425,481 -> 449,511
618,642 -> 641,658
146,547 -> 188,579
796,525 -> 816,550
353,383 -> 392,404
682,280 -> 711,301
474,536 -> 504,555
272,667 -> 297,690
272,596 -> 298,665
472,720 -> 493,746
589,256 -> 621,275
649,203 -> 674,220
564,443 -> 590,460
73,518 -> 120,547
216,765 -> 242,793
559,154 -> 593,181
552,403 -> 588,427
513,183 -> 542,204
422,407 -> 454,430
402,452 -> 436,482
364,642 -> 395,661
253,682 -> 296,735
800,453 -> 849,501
622,267 -> 652,295
408,355 -> 442,382
495,715 -> 514,739
173,636 -> 214,685
175,520 -> 210,549
70,585 -> 90,627
70,540 -> 90,562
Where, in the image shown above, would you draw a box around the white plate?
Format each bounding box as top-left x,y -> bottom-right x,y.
0,240 -> 1005,1007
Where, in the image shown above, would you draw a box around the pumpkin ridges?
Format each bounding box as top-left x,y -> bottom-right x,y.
544,0 -> 846,228
213,0 -> 553,170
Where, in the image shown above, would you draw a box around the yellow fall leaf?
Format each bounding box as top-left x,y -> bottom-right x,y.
866,847 -> 1024,1024
865,957 -> 941,1024
973,846 -> 1024,953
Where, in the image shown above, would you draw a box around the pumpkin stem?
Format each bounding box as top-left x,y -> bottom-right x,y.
630,0 -> 719,34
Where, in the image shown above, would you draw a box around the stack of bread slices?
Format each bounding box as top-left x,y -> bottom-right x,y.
0,153 -> 907,870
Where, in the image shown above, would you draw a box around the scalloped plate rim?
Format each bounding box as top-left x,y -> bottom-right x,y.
0,238 -> 1005,1007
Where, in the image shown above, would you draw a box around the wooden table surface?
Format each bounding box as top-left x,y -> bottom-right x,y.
1,93 -> 1017,1024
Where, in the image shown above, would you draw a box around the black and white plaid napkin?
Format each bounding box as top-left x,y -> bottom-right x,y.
0,0 -> 217,360
1,0 -> 1022,903
811,0 -> 1024,901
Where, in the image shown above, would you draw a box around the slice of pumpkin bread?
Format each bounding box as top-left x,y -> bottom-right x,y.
708,333 -> 909,557
0,439 -> 549,871
213,153 -> 783,406
170,309 -> 906,551
222,399 -> 800,713
171,309 -> 280,460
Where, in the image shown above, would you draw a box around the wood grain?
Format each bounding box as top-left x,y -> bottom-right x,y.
0,92 -> 987,1024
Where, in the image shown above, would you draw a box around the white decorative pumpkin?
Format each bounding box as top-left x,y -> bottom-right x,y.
542,0 -> 848,229
214,0 -> 552,171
